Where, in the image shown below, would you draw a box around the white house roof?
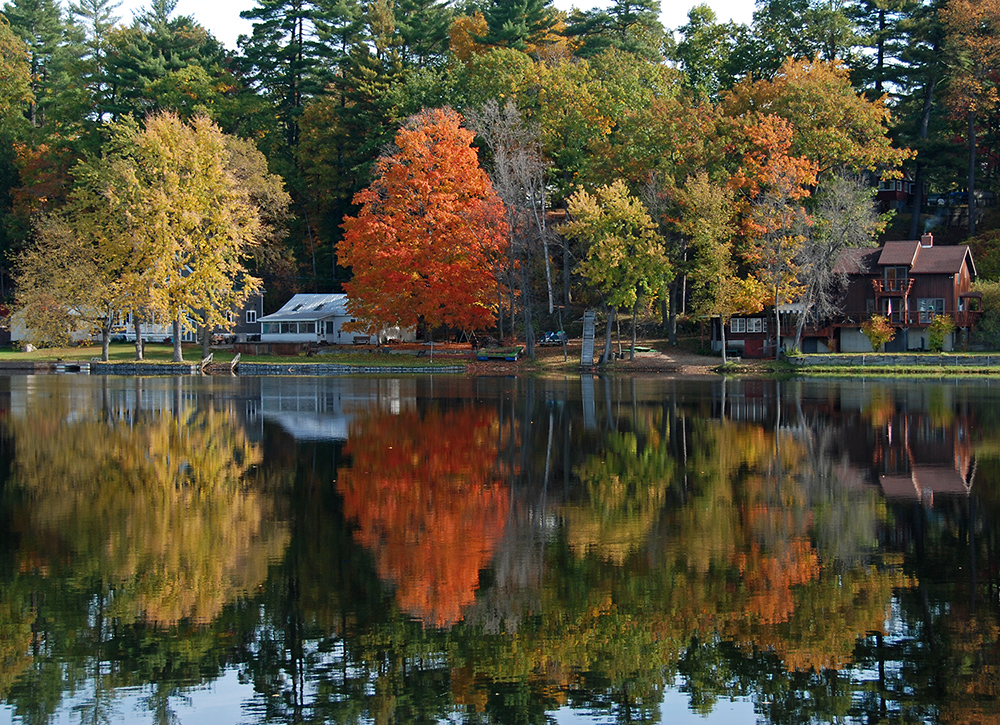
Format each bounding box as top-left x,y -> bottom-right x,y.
259,293 -> 349,323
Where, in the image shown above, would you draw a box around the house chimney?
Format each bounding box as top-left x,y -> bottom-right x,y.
921,232 -> 933,247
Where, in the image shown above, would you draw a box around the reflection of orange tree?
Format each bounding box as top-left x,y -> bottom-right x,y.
9,396 -> 288,626
442,414 -> 910,713
664,420 -> 907,671
338,407 -> 509,628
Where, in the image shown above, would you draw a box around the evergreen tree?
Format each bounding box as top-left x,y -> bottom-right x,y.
564,0 -> 664,60
395,0 -> 451,67
730,0 -> 859,80
3,0 -> 67,127
239,0 -> 331,150
69,0 -> 121,121
477,0 -> 556,51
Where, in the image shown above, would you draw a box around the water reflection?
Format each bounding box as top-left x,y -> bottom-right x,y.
0,375 -> 998,723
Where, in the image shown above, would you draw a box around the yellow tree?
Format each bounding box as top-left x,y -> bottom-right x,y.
564,179 -> 671,362
722,58 -> 911,180
13,214 -> 124,354
104,113 -> 269,362
0,18 -> 31,127
680,172 -> 769,363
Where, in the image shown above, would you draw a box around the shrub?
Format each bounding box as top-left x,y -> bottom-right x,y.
927,314 -> 955,352
861,314 -> 895,352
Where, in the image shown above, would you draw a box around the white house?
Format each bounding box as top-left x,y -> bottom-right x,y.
259,293 -> 416,345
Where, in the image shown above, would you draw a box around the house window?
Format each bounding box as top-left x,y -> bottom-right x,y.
730,318 -> 746,334
885,266 -> 908,292
263,322 -> 279,334
246,309 -> 258,324
280,322 -> 296,334
918,298 -> 945,323
300,322 -> 316,334
747,318 -> 765,333
325,321 -> 336,334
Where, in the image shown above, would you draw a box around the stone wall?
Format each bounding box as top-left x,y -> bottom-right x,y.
788,353 -> 1000,367
90,362 -> 200,375
236,362 -> 466,375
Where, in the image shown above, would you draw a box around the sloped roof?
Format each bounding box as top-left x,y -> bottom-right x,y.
877,241 -> 920,266
910,245 -> 976,275
836,242 -> 976,277
260,293 -> 349,322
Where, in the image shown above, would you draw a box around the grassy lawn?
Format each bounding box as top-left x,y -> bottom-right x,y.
0,343 -> 462,367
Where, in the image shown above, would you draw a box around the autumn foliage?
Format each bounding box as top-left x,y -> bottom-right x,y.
337,406 -> 509,628
340,108 -> 509,335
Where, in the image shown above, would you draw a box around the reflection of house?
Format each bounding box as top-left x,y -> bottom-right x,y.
715,233 -> 981,357
259,293 -> 416,345
255,377 -> 417,441
880,466 -> 973,505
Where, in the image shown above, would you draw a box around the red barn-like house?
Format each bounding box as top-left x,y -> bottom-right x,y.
714,233 -> 981,356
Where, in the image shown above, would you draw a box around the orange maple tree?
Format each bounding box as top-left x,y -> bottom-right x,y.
337,406 -> 510,628
339,107 -> 509,335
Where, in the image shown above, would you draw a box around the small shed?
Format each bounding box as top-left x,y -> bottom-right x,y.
259,293 -> 415,344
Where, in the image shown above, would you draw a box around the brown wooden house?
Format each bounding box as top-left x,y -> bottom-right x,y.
714,233 -> 981,356
833,233 -> 980,352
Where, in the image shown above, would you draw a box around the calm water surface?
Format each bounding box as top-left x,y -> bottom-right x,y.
0,373 -> 997,724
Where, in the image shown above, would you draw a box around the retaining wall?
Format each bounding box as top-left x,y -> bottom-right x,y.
788,353 -> 1000,367
0,360 -> 467,376
90,362 -> 200,375
237,362 -> 465,375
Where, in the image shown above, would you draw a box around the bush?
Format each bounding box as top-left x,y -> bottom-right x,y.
927,314 -> 955,352
973,280 -> 1000,349
860,314 -> 895,352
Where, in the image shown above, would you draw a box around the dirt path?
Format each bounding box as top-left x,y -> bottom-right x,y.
466,340 -> 722,376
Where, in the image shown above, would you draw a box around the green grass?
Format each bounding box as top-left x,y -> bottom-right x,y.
0,343 -> 461,367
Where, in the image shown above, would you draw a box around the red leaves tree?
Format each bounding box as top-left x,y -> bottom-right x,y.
339,107 -> 509,335
337,407 -> 509,628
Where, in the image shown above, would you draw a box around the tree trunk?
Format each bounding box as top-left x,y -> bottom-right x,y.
601,306 -> 615,364
563,235 -> 571,307
616,311 -> 622,359
521,262 -> 535,359
630,300 -> 637,361
201,324 -> 211,359
101,323 -> 111,362
667,279 -> 678,345
497,286 -> 504,342
969,110 -> 977,238
173,316 -> 183,362
720,317 -> 728,366
875,7 -> 885,95
908,68 -> 939,240
774,285 -> 782,360
134,317 -> 143,360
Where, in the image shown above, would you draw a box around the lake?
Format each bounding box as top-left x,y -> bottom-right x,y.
0,373 -> 997,724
